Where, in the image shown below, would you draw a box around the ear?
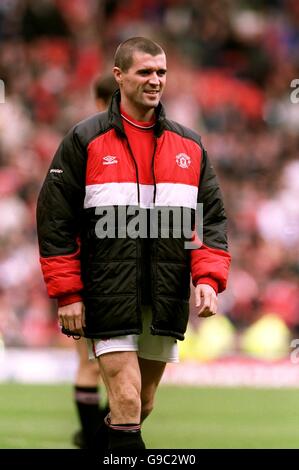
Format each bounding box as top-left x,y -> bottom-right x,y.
113,67 -> 123,86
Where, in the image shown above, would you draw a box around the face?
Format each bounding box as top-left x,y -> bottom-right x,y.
114,51 -> 167,119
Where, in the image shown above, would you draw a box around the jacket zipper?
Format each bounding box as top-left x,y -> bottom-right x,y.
124,137 -> 142,321
125,137 -> 159,326
150,139 -> 158,331
125,137 -> 140,203
151,139 -> 158,203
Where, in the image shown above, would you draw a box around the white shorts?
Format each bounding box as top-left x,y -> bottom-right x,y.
86,306 -> 179,363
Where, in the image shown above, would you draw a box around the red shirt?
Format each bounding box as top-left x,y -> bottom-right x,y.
121,108 -> 156,304
121,108 -> 155,186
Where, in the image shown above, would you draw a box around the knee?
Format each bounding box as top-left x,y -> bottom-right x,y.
141,398 -> 154,421
109,385 -> 141,422
119,385 -> 140,406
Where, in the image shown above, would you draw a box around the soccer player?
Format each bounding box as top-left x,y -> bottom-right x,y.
37,37 -> 231,450
72,73 -> 118,449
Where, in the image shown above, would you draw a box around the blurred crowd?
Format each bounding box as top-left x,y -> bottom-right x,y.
0,0 -> 299,357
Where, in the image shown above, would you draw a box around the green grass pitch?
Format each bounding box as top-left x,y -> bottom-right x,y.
1,383 -> 299,449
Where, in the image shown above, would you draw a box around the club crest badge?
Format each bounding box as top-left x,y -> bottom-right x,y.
176,153 -> 191,169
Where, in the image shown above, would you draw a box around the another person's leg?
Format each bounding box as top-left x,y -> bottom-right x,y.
73,338 -> 106,448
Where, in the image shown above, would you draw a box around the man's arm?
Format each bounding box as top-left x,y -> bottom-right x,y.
191,147 -> 231,316
36,126 -> 86,310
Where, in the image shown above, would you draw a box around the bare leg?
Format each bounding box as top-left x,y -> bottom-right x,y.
138,357 -> 166,422
97,351 -> 141,423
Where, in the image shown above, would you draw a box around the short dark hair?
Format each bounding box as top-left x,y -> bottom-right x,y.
93,73 -> 118,105
114,37 -> 165,72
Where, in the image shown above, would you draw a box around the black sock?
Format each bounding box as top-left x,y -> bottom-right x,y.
74,385 -> 102,446
106,419 -> 146,450
92,416 -> 110,451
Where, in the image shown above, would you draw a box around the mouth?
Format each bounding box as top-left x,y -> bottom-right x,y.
143,90 -> 160,95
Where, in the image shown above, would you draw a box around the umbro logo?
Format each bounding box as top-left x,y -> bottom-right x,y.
102,155 -> 118,165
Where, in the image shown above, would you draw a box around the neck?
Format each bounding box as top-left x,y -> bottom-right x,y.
120,98 -> 155,122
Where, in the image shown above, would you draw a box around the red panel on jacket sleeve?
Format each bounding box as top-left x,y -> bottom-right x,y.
40,246 -> 83,300
191,243 -> 231,294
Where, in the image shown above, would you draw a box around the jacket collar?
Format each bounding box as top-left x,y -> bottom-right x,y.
108,89 -> 166,137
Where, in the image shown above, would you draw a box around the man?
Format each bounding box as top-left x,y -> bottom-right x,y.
71,73 -> 118,449
37,37 -> 231,450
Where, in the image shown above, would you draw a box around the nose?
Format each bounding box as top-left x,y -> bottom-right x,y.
148,72 -> 160,86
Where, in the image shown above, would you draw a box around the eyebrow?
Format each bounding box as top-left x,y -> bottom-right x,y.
137,68 -> 167,73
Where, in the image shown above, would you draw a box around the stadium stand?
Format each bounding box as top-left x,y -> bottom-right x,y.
0,0 -> 299,363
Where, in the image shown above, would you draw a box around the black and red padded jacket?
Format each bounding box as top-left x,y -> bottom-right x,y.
36,90 -> 231,340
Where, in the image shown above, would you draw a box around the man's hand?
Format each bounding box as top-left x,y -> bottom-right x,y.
58,301 -> 85,336
195,284 -> 217,317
